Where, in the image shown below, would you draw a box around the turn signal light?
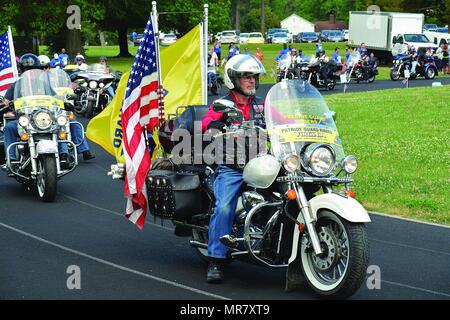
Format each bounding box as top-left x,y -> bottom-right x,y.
68,112 -> 75,120
346,190 -> 356,199
59,132 -> 67,140
286,189 -> 297,200
20,133 -> 29,141
298,223 -> 305,233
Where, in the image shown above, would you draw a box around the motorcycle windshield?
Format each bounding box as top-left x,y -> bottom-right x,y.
48,68 -> 72,89
87,63 -> 107,73
265,80 -> 345,163
14,69 -> 56,99
348,52 -> 361,66
278,54 -> 292,69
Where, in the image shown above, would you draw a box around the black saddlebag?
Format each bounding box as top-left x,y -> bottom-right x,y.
147,170 -> 208,220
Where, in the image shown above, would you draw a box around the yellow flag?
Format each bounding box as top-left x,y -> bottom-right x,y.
161,24 -> 203,116
86,71 -> 129,164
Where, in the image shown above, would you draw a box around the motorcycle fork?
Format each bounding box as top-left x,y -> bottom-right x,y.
28,135 -> 38,176
292,182 -> 323,255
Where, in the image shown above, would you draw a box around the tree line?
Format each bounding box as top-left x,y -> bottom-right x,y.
0,0 -> 447,58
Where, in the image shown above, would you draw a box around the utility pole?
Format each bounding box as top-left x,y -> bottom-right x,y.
235,0 -> 240,32
261,0 -> 265,35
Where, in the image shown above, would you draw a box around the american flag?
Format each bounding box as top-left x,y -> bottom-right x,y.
0,29 -> 18,97
122,15 -> 160,229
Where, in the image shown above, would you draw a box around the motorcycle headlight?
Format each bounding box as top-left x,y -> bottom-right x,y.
282,154 -> 300,172
33,111 -> 53,130
99,82 -> 105,88
303,144 -> 335,176
342,155 -> 357,174
82,82 -> 88,87
18,115 -> 30,127
89,81 -> 98,89
57,115 -> 68,126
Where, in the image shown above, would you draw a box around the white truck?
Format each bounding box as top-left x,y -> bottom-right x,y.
348,11 -> 439,63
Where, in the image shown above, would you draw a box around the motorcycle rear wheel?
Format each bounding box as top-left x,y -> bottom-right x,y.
36,155 -> 57,202
425,68 -> 436,80
300,210 -> 369,299
368,75 -> 376,83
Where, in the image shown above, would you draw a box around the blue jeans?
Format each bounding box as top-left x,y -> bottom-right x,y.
4,120 -> 19,160
208,165 -> 244,259
59,117 -> 89,154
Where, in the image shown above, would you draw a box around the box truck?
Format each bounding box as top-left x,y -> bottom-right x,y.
348,11 -> 438,63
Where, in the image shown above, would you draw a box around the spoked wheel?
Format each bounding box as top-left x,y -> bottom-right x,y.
300,210 -> 369,299
425,68 -> 436,80
36,155 -> 57,202
368,74 -> 376,83
326,80 -> 336,91
390,70 -> 401,81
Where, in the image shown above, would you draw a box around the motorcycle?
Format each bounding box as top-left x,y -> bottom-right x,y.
0,69 -> 83,202
72,63 -> 115,118
276,54 -> 296,82
390,53 -> 438,81
300,57 -> 340,90
346,52 -> 378,83
207,67 -> 224,96
109,80 -> 370,299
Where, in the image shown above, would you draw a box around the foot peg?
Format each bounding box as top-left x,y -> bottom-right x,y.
220,235 -> 243,248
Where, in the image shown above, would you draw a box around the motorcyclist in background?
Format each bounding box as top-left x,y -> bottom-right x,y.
99,56 -> 115,99
407,45 -> 419,75
201,54 -> 266,283
75,54 -> 89,71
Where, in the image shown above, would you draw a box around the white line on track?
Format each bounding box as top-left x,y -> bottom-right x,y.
0,221 -> 230,300
381,280 -> 450,298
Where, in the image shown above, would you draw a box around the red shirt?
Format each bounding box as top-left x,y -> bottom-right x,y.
201,91 -> 252,132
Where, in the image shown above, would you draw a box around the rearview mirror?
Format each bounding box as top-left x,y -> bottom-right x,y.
212,99 -> 237,112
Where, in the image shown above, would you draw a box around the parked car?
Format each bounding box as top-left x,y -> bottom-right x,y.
325,30 -> 345,42
297,32 -> 318,43
215,32 -> 222,41
436,27 -> 448,33
247,32 -> 264,44
239,33 -> 250,44
266,28 -> 290,43
160,33 -> 177,46
423,24 -> 438,32
343,29 -> 349,41
220,30 -> 239,44
271,32 -> 289,44
319,30 -> 331,41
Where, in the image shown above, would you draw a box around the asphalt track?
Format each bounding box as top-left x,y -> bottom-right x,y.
0,79 -> 449,301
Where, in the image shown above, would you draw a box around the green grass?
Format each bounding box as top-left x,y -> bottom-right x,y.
325,86 -> 450,225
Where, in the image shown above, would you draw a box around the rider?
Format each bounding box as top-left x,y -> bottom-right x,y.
1,54 -> 94,164
99,56 -> 115,99
407,45 -> 419,75
201,54 -> 266,283
75,54 -> 89,71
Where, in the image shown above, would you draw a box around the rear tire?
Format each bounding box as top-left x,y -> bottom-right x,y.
36,155 -> 57,202
425,67 -> 436,80
368,75 -> 375,83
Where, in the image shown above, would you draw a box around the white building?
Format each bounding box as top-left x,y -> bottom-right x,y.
281,14 -> 315,35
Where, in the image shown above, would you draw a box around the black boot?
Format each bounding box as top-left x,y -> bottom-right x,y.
83,150 -> 95,160
206,259 -> 224,284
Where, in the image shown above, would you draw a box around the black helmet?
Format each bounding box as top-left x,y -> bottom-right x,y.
19,53 -> 41,73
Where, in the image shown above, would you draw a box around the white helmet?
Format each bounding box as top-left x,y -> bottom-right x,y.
224,54 -> 266,95
38,55 -> 50,66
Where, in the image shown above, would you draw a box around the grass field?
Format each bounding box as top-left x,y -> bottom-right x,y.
43,44 -> 448,84
324,86 -> 449,225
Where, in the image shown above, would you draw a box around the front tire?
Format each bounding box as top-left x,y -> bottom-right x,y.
300,210 -> 369,299
425,67 -> 436,80
390,70 -> 400,81
86,100 -> 95,119
36,155 -> 57,202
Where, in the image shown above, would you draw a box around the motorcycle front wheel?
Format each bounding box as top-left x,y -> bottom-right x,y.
86,101 -> 95,119
36,154 -> 57,202
390,70 -> 401,81
300,210 -> 369,299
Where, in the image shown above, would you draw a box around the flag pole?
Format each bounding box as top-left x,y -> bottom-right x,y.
152,1 -> 165,126
203,4 -> 209,104
7,26 -> 18,78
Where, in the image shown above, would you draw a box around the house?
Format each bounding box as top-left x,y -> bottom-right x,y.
314,14 -> 348,32
281,14 -> 315,35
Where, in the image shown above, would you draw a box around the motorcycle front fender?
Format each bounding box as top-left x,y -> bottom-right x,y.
36,140 -> 58,154
288,193 -> 370,263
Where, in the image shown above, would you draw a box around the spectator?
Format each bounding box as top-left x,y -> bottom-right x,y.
50,53 -> 61,68
235,45 -> 240,55
227,43 -> 236,61
315,40 -> 323,58
276,43 -> 290,62
357,42 -> 367,56
332,47 -> 341,63
59,48 -> 69,67
436,43 -> 444,71
443,43 -> 449,74
254,47 -> 264,62
214,40 -> 222,61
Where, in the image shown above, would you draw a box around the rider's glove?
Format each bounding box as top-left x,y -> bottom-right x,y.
208,120 -> 226,132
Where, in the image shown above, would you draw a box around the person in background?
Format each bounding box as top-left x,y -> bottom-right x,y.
73,52 -> 82,64
332,47 -> 341,64
214,40 -> 222,61
59,48 -> 70,68
315,40 -> 323,58
234,45 -> 240,55
50,53 -> 61,68
243,47 -> 251,55
227,43 -> 236,61
442,43 -> 449,74
254,47 -> 264,62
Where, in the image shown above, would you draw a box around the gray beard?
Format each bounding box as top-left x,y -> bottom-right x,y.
241,87 -> 256,96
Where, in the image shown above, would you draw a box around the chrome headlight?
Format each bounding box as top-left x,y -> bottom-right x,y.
99,82 -> 105,88
89,81 -> 98,89
18,115 -> 30,127
342,155 -> 357,174
303,144 -> 336,176
33,111 -> 53,130
57,115 -> 68,126
282,154 -> 300,172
